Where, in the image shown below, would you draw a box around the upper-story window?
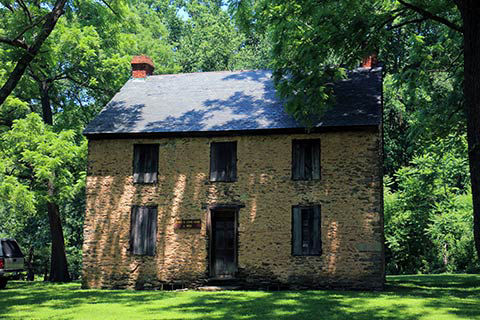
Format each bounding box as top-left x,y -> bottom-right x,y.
292,139 -> 321,181
133,144 -> 159,184
210,141 -> 237,182
292,205 -> 322,256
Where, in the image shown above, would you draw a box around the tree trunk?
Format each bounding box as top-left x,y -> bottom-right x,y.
47,182 -> 70,282
40,81 -> 53,125
458,1 -> 480,259
26,246 -> 35,281
39,80 -> 70,282
43,257 -> 49,281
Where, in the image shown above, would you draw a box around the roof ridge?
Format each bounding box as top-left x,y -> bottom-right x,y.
147,69 -> 272,78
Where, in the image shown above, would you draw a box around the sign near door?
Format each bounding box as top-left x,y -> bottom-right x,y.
175,219 -> 201,229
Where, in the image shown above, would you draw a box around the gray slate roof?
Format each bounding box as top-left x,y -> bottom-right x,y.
84,67 -> 382,135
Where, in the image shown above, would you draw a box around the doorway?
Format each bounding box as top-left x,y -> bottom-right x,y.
209,208 -> 237,278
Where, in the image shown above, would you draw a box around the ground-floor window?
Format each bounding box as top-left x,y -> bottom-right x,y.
292,205 -> 322,256
130,205 -> 158,256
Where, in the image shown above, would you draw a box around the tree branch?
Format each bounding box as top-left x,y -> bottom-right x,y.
388,17 -> 427,30
17,0 -> 33,23
379,8 -> 409,28
398,0 -> 463,33
100,0 -> 119,16
0,37 -> 29,50
65,75 -> 113,94
14,12 -> 51,41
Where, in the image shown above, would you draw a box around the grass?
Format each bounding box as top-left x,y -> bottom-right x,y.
0,275 -> 479,320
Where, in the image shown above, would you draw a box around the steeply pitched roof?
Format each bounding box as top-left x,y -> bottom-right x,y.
83,67 -> 382,136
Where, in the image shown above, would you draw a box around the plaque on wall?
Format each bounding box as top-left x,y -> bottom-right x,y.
175,219 -> 201,229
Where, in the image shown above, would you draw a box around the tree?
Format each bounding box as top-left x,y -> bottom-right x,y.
177,0 -> 271,72
0,0 -> 68,106
384,135 -> 475,273
0,0 -> 180,281
244,0 -> 480,260
455,0 -> 480,264
0,113 -> 86,281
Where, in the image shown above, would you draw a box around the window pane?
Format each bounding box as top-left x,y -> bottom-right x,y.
1,240 -> 23,257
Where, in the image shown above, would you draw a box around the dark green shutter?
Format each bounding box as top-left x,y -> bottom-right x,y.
131,206 -> 144,254
130,206 -> 136,252
227,142 -> 237,181
303,142 -> 312,180
292,206 -> 302,255
146,207 -> 158,256
210,143 -> 218,181
311,205 -> 321,254
133,146 -> 141,183
312,140 -> 321,180
292,141 -> 302,180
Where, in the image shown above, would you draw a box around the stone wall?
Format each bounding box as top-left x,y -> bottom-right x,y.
82,129 -> 384,290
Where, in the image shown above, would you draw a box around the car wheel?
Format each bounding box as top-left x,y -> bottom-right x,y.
0,277 -> 7,289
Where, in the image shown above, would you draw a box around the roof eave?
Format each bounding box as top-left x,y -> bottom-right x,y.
83,124 -> 380,140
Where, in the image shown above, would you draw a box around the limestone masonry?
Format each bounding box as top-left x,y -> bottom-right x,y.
82,130 -> 384,289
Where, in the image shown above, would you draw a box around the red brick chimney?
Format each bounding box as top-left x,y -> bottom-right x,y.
361,53 -> 378,69
131,55 -> 155,78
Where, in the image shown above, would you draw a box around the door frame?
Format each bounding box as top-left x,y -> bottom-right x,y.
207,204 -> 240,278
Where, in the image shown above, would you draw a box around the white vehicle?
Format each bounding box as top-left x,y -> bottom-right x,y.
0,239 -> 25,289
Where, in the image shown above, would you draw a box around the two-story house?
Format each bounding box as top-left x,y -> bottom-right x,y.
81,55 -> 384,290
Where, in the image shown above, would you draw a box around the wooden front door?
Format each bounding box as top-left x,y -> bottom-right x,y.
211,210 -> 236,278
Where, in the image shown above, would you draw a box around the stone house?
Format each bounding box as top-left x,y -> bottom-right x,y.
82,55 -> 384,290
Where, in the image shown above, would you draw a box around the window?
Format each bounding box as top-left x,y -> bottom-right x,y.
210,141 -> 237,182
133,144 -> 159,184
292,139 -> 320,180
292,205 -> 321,256
130,206 -> 158,256
1,240 -> 24,258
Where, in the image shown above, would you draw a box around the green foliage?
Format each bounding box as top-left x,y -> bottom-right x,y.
177,0 -> 270,72
2,113 -> 86,203
428,194 -> 478,273
254,0 -> 383,126
0,96 -> 29,132
385,135 -> 478,274
0,113 -> 86,278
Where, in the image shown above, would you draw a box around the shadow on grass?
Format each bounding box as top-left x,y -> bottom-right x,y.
0,275 -> 479,320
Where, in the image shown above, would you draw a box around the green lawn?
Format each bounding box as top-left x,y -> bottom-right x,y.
0,275 -> 479,320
